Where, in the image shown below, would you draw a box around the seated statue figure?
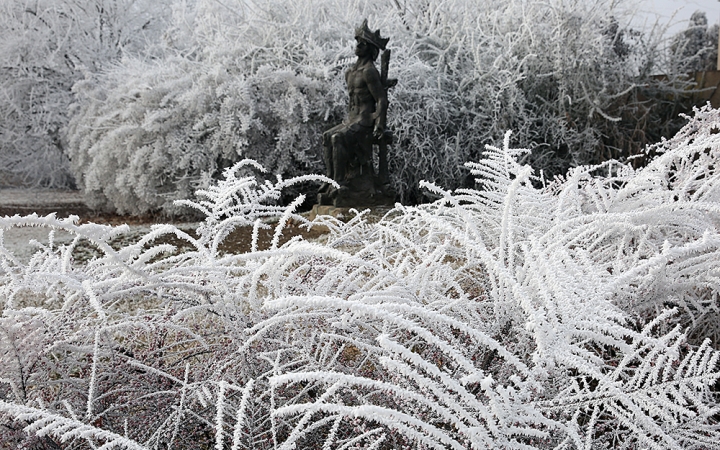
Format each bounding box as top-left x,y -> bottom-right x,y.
318,20 -> 395,207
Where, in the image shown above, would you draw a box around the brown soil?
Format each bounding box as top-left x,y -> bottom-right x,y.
216,220 -> 328,254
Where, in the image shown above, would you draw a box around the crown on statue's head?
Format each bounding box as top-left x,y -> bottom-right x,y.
355,19 -> 389,50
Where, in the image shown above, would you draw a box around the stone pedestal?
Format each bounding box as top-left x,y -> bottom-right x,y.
307,203 -> 395,223
307,204 -> 351,221
317,172 -> 395,208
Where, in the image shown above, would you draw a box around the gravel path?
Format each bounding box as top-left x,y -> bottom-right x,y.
0,188 -> 88,217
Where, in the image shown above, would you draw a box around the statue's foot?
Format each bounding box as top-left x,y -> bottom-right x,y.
380,182 -> 395,196
318,182 -> 332,194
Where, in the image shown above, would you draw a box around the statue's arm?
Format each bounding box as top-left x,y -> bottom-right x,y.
364,67 -> 388,138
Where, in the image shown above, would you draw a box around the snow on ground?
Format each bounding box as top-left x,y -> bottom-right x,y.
2,226 -> 76,264
1,188 -> 86,262
0,188 -> 159,264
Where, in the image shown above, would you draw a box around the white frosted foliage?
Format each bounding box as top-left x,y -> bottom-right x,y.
2,106 -> 720,448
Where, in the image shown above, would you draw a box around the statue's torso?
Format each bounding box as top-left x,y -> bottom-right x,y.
345,62 -> 378,128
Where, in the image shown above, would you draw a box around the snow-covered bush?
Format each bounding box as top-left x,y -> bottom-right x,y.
67,0 -> 684,214
3,105 -> 720,449
0,0 -> 172,188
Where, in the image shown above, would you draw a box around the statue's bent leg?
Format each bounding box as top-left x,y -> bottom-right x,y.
322,130 -> 334,179
319,129 -> 339,193
331,133 -> 349,186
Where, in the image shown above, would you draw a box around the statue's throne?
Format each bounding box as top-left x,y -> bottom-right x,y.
318,50 -> 397,208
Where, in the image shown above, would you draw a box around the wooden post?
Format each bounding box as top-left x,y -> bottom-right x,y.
380,49 -> 390,86
378,50 -> 397,184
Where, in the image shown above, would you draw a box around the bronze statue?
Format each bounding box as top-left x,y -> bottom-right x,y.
318,19 -> 396,207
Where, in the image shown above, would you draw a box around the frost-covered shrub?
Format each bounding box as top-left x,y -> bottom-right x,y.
670,11 -> 719,72
68,0 -> 684,214
3,106 -> 720,449
0,0 -> 173,188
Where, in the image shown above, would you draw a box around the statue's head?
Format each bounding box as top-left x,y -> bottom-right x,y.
355,19 -> 388,60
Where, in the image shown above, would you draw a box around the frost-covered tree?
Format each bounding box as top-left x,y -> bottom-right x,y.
2,105 -> 720,449
0,0 -> 173,188
670,11 -> 719,72
67,0 -> 685,215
